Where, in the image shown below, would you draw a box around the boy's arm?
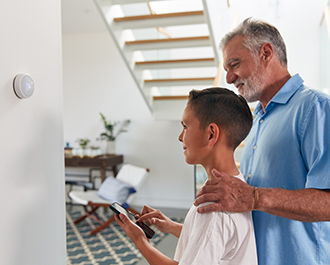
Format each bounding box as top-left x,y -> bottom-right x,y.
115,214 -> 179,265
135,239 -> 179,265
138,205 -> 183,238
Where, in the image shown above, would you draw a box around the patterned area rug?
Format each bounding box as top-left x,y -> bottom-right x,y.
66,207 -> 180,265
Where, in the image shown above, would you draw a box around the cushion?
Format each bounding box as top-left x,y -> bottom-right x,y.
98,176 -> 134,204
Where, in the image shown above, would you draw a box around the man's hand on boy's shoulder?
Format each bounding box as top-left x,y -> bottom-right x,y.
194,169 -> 255,214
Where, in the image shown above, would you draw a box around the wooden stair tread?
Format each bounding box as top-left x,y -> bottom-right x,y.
125,36 -> 209,45
153,95 -> 189,100
145,77 -> 214,83
114,11 -> 204,22
93,0 -> 221,117
136,58 -> 214,65
112,0 -> 169,4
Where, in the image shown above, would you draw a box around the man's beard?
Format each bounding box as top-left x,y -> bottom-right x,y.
237,71 -> 265,103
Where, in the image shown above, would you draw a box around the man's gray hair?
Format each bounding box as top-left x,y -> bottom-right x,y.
220,18 -> 287,67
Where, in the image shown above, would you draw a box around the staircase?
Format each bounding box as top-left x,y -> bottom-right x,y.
93,0 -> 221,119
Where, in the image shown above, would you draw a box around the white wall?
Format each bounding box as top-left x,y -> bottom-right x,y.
0,1 -> 66,265
62,32 -> 195,209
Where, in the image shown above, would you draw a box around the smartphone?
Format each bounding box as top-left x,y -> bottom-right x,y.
109,202 -> 155,239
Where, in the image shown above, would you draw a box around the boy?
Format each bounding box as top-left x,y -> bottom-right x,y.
115,87 -> 258,264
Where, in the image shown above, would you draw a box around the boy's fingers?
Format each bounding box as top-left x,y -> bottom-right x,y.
114,214 -> 123,228
138,212 -> 161,223
141,205 -> 154,215
151,218 -> 162,226
114,213 -> 120,222
119,213 -> 129,224
114,213 -> 129,227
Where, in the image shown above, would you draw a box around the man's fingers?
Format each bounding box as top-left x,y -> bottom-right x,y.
195,170 -> 230,198
194,193 -> 220,206
196,183 -> 215,197
197,203 -> 223,214
211,168 -> 225,178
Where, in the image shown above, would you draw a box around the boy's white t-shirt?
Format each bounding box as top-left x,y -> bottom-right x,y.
174,173 -> 258,265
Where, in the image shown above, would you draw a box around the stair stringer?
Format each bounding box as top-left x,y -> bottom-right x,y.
93,0 -> 223,119
93,0 -> 154,112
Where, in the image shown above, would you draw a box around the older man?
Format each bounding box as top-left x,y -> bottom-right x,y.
195,18 -> 330,265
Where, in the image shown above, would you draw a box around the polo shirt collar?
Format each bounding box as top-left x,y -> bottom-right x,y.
254,74 -> 304,115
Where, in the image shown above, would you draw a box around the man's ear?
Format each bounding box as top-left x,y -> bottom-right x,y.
260,43 -> 274,66
208,123 -> 220,147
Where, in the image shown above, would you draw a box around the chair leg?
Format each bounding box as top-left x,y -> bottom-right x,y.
90,215 -> 116,235
74,206 -> 100,224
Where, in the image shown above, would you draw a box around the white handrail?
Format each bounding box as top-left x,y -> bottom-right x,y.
147,2 -> 172,38
213,13 -> 240,87
323,5 -> 330,45
213,58 -> 223,87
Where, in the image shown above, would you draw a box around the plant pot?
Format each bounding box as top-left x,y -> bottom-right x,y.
106,141 -> 116,154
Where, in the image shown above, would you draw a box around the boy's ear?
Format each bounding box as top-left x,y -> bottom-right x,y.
208,123 -> 220,147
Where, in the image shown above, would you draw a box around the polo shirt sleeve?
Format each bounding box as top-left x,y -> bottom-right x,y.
178,212 -> 237,265
301,98 -> 330,189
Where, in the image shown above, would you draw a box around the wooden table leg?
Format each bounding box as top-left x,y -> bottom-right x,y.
112,165 -> 118,177
100,168 -> 106,183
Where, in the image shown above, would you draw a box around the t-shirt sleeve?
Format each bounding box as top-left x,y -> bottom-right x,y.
178,211 -> 237,265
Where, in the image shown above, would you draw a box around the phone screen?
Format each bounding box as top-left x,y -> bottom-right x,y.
110,202 -> 136,222
109,202 -> 155,239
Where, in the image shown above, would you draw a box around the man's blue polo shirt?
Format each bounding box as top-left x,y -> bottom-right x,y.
241,74 -> 330,265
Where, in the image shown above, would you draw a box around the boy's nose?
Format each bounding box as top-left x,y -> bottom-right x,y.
178,131 -> 183,142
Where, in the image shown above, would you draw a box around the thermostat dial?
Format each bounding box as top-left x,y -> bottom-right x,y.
13,73 -> 35,99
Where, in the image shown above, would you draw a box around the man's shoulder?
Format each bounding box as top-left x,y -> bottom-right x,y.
296,84 -> 330,104
283,84 -> 330,116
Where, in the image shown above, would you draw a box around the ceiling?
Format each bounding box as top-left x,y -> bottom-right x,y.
61,0 -> 106,34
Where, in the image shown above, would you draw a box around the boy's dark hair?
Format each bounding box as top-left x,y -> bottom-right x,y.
187,87 -> 253,150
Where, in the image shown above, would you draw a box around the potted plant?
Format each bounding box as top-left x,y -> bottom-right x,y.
98,112 -> 130,154
76,138 -> 91,157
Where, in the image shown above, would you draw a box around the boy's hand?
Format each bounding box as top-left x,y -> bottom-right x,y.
114,214 -> 148,244
194,169 -> 255,213
137,205 -> 182,237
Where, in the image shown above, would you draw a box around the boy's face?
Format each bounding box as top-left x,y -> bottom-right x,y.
178,106 -> 209,165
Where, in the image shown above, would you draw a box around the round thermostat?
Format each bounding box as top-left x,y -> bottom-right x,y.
13,73 -> 35,99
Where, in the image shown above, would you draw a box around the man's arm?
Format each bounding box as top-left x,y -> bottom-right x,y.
194,169 -> 330,222
256,187 -> 330,222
